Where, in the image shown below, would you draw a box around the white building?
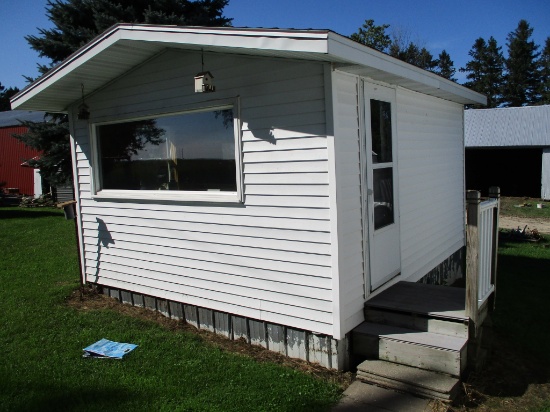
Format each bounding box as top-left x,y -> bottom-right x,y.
12,24 -> 485,370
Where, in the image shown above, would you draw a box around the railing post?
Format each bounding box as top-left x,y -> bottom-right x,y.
488,186 -> 500,310
466,190 -> 481,329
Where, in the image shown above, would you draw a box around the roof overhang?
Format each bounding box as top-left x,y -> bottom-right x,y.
11,24 -> 486,112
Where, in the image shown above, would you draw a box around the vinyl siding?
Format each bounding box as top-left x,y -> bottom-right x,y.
71,50 -> 334,335
331,71 -> 364,336
396,88 -> 465,281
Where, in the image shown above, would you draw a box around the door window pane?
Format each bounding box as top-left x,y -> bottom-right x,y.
97,109 -> 236,192
370,99 -> 392,164
373,167 -> 394,230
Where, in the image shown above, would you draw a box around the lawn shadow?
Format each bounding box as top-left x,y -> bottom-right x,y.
0,207 -> 62,219
1,381 -> 142,412
461,250 -> 550,407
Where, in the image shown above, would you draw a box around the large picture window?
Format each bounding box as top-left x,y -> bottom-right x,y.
93,105 -> 241,202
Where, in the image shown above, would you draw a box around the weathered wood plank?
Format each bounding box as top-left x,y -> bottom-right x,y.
365,282 -> 467,321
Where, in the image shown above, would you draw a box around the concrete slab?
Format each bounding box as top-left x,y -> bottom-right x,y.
332,381 -> 431,412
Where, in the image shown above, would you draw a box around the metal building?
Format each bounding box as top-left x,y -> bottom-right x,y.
465,105 -> 550,199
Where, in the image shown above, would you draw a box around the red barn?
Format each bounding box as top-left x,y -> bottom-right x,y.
0,110 -> 45,196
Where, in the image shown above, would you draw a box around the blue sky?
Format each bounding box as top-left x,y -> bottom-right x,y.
1,0 -> 549,90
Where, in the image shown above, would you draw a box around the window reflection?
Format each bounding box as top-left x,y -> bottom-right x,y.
370,100 -> 392,164
97,109 -> 236,192
373,167 -> 394,230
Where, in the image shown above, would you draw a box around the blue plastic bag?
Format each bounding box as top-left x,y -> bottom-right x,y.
83,338 -> 138,359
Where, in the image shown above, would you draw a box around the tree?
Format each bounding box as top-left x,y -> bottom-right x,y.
539,37 -> 550,104
0,83 -> 19,111
17,0 -> 231,186
350,20 -> 441,73
435,50 -> 456,81
350,19 -> 391,52
502,19 -> 541,106
14,118 -> 71,187
460,37 -> 505,108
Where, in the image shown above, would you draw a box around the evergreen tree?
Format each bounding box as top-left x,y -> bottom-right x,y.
0,83 -> 20,111
350,19 -> 391,53
435,50 -> 456,81
502,19 -> 541,106
13,118 -> 71,187
350,20 -> 439,73
460,36 -> 504,108
17,0 -> 231,186
539,37 -> 550,104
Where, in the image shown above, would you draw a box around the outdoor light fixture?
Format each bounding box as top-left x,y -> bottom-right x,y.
195,49 -> 215,93
77,83 -> 90,120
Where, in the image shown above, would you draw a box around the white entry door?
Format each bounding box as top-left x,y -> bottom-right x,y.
363,82 -> 401,292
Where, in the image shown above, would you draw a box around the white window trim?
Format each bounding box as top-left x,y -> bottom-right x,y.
89,98 -> 244,203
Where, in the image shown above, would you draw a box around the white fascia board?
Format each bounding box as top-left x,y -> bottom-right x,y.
117,25 -> 330,54
11,28 -> 123,111
326,32 -> 486,106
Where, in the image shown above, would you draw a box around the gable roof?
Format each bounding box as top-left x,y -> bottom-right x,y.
11,24 -> 486,112
465,105 -> 550,147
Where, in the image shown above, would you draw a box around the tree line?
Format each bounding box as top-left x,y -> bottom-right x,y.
350,18 -> 550,108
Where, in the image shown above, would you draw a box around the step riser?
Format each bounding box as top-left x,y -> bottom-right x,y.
357,372 -> 458,401
364,308 -> 468,338
353,334 -> 465,377
380,339 -> 463,377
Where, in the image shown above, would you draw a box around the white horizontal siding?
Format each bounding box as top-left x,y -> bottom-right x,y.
397,88 -> 465,281
72,50 -> 335,335
331,71 -> 365,337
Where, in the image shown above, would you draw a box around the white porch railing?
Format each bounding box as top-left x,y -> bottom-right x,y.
465,187 -> 500,330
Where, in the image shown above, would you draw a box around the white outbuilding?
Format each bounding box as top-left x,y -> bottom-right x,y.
12,24 -> 486,371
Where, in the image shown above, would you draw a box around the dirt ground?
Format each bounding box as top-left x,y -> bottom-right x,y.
498,215 -> 550,234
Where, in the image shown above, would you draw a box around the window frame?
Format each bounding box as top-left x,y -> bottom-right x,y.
89,98 -> 243,203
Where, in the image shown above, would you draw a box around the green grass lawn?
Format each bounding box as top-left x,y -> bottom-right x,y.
3,205 -> 549,412
0,207 -> 342,412
499,196 -> 550,219
493,236 -> 550,363
459,234 -> 550,411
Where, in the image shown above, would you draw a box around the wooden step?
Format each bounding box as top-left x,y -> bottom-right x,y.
364,307 -> 469,338
353,322 -> 468,377
356,359 -> 461,401
365,281 -> 468,321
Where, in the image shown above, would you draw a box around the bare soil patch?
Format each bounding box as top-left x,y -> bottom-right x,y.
499,215 -> 550,234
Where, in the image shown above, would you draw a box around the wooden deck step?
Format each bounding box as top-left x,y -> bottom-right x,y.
365,307 -> 469,338
356,359 -> 461,401
353,322 -> 468,377
366,281 -> 468,321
